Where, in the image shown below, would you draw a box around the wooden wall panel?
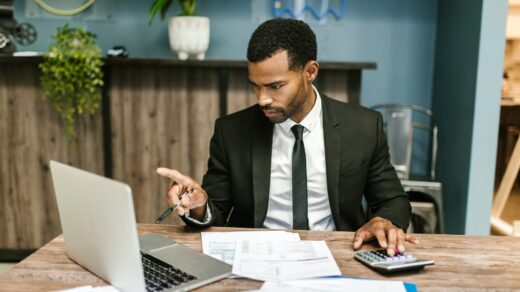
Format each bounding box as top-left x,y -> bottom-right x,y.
109,65 -> 220,225
227,68 -> 257,114
316,70 -> 351,103
0,64 -> 104,249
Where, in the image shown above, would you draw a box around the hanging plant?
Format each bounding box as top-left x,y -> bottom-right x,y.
39,24 -> 104,141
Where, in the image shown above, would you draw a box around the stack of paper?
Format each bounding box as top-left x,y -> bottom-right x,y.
201,231 -> 341,281
232,239 -> 341,281
201,231 -> 300,265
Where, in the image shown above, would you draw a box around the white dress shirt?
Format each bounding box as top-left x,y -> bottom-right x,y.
263,87 -> 335,231
186,87 -> 336,231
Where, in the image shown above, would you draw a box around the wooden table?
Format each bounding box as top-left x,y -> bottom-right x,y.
1,224 -> 520,291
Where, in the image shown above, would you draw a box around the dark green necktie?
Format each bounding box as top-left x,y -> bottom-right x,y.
291,124 -> 309,230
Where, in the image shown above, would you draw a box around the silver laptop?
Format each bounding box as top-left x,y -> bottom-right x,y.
50,161 -> 231,292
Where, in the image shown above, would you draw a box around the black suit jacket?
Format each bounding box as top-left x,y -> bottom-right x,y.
186,95 -> 411,231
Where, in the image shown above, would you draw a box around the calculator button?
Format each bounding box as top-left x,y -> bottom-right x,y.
355,249 -> 434,273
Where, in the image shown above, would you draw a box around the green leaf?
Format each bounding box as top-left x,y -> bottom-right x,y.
182,0 -> 196,16
148,0 -> 169,25
160,0 -> 173,20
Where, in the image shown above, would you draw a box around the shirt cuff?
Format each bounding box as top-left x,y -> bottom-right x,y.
183,203 -> 212,225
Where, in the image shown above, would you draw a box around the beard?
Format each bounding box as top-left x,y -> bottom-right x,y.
261,97 -> 304,123
260,105 -> 291,123
260,81 -> 308,124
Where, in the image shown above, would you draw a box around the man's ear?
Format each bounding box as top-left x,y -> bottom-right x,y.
305,61 -> 319,82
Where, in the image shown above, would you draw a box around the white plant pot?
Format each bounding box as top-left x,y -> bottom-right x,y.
168,16 -> 210,60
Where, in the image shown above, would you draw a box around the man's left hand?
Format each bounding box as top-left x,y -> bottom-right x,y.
352,216 -> 419,256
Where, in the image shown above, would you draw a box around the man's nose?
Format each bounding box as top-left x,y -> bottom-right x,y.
257,89 -> 273,107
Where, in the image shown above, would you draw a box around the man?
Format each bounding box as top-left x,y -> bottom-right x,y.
157,18 -> 417,255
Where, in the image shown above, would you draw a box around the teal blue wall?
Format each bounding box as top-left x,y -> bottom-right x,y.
432,0 -> 507,234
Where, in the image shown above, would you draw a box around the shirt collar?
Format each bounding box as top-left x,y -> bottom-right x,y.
278,85 -> 322,134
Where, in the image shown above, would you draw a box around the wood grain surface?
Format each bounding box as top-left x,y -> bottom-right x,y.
0,63 -> 105,249
1,225 -> 520,291
109,64 -> 219,226
227,68 -> 257,114
316,70 -> 351,103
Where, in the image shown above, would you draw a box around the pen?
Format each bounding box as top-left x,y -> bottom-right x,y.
155,189 -> 192,224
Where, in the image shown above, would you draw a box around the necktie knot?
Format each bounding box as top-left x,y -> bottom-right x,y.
291,124 -> 305,140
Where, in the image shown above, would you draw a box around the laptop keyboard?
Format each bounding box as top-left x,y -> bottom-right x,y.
141,251 -> 197,291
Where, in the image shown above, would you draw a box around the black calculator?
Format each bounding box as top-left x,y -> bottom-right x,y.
354,249 -> 434,274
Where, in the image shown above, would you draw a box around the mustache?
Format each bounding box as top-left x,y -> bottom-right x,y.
260,105 -> 284,112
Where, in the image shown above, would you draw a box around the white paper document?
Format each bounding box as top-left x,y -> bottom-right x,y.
232,240 -> 341,281
201,231 -> 300,265
55,285 -> 120,292
261,278 -> 406,292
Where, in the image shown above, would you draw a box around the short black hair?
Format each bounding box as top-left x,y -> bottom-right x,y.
247,18 -> 317,71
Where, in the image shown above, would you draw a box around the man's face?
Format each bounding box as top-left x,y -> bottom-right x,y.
247,50 -> 315,123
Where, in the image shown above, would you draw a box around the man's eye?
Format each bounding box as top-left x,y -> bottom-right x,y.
270,84 -> 282,89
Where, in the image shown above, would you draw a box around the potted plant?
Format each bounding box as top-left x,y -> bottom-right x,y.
148,0 -> 210,60
39,24 -> 104,141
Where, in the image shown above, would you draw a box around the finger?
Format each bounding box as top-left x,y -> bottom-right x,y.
374,229 -> 388,249
185,190 -> 206,208
405,234 -> 419,244
168,184 -> 191,217
386,229 -> 397,256
157,167 -> 196,187
180,194 -> 191,207
353,230 -> 372,250
396,229 -> 406,252
352,230 -> 365,250
176,206 -> 187,216
172,189 -> 191,215
166,183 -> 183,206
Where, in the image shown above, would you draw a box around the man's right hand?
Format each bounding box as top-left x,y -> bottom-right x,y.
156,167 -> 208,221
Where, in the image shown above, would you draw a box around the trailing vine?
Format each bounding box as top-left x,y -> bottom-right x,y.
39,24 -> 104,141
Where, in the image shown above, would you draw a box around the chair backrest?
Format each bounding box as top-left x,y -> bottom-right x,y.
371,104 -> 438,180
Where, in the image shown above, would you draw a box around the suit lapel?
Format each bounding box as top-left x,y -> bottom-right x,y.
322,96 -> 341,224
252,109 -> 273,227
